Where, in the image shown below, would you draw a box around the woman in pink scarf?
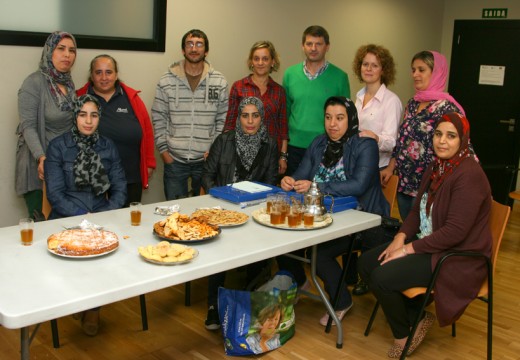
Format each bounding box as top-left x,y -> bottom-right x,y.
380,51 -> 464,221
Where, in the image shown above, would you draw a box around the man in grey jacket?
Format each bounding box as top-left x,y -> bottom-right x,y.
152,29 -> 229,199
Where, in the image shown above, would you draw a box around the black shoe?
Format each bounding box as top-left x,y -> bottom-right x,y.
204,305 -> 221,330
352,280 -> 369,296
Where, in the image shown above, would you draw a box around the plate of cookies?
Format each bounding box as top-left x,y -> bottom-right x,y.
191,207 -> 249,227
138,241 -> 198,265
153,212 -> 220,243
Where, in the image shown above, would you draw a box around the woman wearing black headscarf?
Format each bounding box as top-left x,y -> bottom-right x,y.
279,96 -> 389,325
44,94 -> 127,220
202,96 -> 279,330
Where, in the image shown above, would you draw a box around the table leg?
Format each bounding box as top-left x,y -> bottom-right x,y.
309,245 -> 343,349
20,326 -> 30,360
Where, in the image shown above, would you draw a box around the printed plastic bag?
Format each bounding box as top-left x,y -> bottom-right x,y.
218,271 -> 297,356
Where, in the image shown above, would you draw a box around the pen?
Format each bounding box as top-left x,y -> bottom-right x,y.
239,199 -> 266,209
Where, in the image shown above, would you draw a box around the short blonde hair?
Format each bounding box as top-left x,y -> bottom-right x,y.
247,41 -> 280,73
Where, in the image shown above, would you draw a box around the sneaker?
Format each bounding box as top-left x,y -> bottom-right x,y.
319,302 -> 353,326
204,305 -> 221,330
352,280 -> 369,296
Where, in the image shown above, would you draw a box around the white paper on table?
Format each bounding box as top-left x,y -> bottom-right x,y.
231,181 -> 273,193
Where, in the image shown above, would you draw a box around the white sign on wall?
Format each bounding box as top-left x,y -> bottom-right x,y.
478,65 -> 506,86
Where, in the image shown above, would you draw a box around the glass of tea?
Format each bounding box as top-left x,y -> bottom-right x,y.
287,206 -> 302,228
303,210 -> 315,228
130,202 -> 142,226
266,194 -> 277,214
270,203 -> 282,225
19,218 -> 34,246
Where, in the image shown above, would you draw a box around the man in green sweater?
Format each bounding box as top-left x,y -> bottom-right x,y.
283,25 -> 350,175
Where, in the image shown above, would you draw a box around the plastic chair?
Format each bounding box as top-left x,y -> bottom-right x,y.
42,183 -> 149,347
364,199 -> 510,360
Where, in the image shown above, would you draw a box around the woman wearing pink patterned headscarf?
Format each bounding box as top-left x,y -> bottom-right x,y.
380,51 -> 465,221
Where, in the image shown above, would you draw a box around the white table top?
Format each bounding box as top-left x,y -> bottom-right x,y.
0,195 -> 380,329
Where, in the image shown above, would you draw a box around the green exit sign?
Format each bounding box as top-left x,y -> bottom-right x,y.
482,8 -> 508,18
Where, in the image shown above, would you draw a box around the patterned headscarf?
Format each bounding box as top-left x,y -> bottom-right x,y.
235,97 -> 269,175
426,112 -> 474,215
413,51 -> 465,116
322,96 -> 359,168
71,94 -> 109,196
39,31 -> 77,112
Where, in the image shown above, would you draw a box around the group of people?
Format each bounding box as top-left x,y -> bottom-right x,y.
14,25 -> 493,358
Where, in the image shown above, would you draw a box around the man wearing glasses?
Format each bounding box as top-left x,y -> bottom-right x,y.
152,29 -> 229,199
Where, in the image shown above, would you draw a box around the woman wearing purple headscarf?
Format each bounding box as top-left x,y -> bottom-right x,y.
15,31 -> 78,219
380,51 -> 465,221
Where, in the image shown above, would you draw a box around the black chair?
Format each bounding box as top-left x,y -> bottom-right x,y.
364,199 -> 510,360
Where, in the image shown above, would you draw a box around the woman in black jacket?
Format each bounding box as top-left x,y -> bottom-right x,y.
202,96 -> 278,190
202,96 -> 279,331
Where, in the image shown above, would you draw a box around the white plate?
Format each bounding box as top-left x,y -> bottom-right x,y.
140,248 -> 199,265
47,246 -> 118,258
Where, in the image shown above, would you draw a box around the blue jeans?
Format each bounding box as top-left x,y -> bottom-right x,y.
396,192 -> 415,222
163,160 -> 203,200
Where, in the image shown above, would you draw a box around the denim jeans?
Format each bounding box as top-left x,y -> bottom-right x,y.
163,160 -> 203,200
396,192 -> 416,222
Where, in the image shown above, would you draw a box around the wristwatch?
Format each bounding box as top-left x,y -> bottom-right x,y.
280,151 -> 288,161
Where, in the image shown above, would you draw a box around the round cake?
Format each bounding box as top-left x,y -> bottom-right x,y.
47,228 -> 119,256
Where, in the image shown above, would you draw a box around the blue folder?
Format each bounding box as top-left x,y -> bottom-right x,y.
208,182 -> 281,203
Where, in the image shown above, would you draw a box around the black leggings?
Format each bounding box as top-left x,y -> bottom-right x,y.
358,243 -> 432,339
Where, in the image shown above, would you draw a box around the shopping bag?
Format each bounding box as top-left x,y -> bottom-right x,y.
218,271 -> 297,356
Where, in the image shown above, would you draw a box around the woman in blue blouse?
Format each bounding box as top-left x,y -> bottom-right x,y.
278,96 -> 389,325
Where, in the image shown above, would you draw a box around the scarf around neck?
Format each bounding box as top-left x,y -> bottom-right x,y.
413,51 -> 465,116
426,112 -> 474,215
71,95 -> 109,196
39,31 -> 77,112
235,97 -> 269,176
322,97 -> 359,168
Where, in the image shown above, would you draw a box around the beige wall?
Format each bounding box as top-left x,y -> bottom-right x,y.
0,0 -> 516,227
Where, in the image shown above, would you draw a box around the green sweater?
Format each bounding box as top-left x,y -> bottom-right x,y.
283,62 -> 350,148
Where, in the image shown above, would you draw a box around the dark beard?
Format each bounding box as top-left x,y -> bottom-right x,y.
184,53 -> 205,64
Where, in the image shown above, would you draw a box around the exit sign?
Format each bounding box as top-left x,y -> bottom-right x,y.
482,8 -> 508,18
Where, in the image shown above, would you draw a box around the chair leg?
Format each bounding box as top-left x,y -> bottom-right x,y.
50,319 -> 60,348
364,301 -> 379,336
139,294 -> 148,331
184,281 -> 191,307
487,274 -> 493,360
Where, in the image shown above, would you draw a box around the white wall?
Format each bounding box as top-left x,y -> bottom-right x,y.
0,0 -> 473,226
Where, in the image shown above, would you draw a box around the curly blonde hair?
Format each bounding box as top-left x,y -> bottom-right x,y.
352,44 -> 396,86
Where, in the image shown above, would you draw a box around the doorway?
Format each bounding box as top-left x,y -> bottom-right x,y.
448,20 -> 520,205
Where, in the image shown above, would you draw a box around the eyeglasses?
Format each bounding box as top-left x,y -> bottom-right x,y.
185,41 -> 205,49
